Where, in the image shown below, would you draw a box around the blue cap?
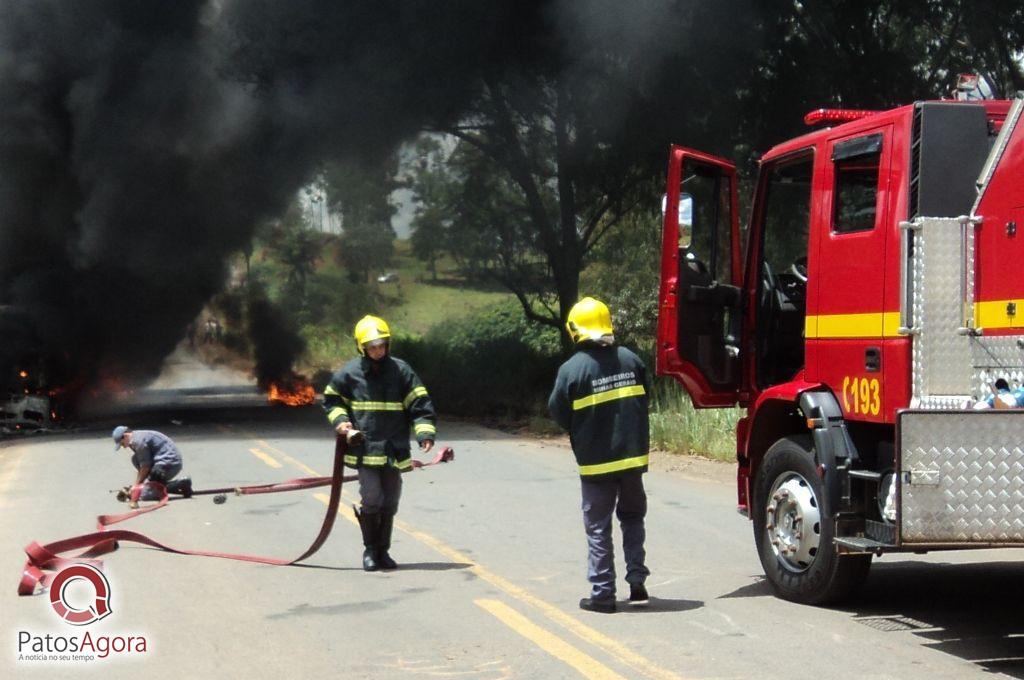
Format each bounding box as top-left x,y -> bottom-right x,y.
112,425 -> 129,450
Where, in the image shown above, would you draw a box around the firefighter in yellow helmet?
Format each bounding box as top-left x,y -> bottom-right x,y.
548,297 -> 651,613
322,315 -> 437,571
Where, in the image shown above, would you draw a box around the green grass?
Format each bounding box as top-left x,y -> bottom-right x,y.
297,240 -> 510,370
372,241 -> 510,336
649,378 -> 743,462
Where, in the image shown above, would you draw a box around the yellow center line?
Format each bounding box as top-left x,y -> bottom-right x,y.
398,520 -> 686,680
475,599 -> 627,680
312,496 -> 684,680
313,492 -> 359,527
247,447 -> 283,469
227,427 -> 684,680
252,439 -> 321,477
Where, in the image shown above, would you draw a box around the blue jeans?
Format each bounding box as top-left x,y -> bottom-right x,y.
581,471 -> 650,600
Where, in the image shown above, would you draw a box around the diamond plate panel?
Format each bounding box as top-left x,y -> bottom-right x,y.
900,410 -> 1024,543
973,337 -> 1024,399
911,217 -> 974,399
906,217 -> 1024,404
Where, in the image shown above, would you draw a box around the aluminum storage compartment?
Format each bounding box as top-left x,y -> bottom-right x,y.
899,409 -> 1024,544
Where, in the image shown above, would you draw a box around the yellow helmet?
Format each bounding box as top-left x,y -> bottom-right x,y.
566,297 -> 614,344
354,315 -> 391,354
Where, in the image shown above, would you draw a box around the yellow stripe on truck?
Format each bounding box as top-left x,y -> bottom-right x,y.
975,299 -> 1024,330
805,312 -> 904,338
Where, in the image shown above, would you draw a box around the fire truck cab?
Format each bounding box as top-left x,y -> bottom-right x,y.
658,94 -> 1024,604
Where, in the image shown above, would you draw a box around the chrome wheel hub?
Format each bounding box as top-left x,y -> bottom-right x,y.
765,471 -> 822,572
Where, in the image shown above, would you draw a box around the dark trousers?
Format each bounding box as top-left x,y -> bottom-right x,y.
137,463 -> 183,501
148,463 -> 182,484
580,471 -> 650,600
358,466 -> 403,515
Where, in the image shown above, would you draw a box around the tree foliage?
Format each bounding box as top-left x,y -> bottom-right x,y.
740,1 -> 1024,162
324,155 -> 398,283
408,0 -> 1024,349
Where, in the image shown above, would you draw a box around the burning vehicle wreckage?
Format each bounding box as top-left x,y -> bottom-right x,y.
0,306 -> 74,434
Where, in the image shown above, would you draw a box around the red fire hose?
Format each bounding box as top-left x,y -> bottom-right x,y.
17,437 -> 454,596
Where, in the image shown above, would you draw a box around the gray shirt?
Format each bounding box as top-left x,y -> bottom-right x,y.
127,430 -> 182,470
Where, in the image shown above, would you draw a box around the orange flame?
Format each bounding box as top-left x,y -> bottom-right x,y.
267,377 -> 316,406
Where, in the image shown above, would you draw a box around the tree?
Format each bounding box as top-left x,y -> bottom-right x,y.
323,155 -> 398,283
406,138 -> 449,282
409,2 -> 766,347
265,201 -> 322,297
740,1 -> 1024,160
416,74 -> 655,348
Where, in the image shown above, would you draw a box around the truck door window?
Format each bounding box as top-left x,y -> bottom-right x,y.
833,151 -> 881,234
831,133 -> 880,233
757,154 -> 813,387
673,161 -> 738,390
681,165 -> 732,283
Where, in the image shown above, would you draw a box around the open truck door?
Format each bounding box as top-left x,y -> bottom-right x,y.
657,146 -> 742,407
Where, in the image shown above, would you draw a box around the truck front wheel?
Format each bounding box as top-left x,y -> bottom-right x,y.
752,435 -> 871,605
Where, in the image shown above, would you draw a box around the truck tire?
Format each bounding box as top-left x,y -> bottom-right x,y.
752,435 -> 871,605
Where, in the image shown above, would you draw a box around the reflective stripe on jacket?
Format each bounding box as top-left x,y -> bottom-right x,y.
323,355 -> 437,470
548,344 -> 650,479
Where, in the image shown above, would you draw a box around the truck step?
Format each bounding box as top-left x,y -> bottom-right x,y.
835,536 -> 894,553
865,519 -> 896,544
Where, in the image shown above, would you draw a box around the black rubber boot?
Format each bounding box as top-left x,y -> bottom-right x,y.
377,513 -> 397,570
356,509 -> 381,572
165,477 -> 193,498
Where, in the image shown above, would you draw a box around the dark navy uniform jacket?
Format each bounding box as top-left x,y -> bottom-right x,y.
323,355 -> 436,470
548,343 -> 650,479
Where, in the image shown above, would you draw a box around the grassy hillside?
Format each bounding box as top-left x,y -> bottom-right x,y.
299,240 -> 511,371
377,241 -> 510,336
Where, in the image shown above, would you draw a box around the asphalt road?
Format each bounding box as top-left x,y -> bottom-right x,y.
3,394 -> 1024,679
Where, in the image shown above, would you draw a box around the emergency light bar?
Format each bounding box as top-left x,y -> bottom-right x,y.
803,108 -> 879,126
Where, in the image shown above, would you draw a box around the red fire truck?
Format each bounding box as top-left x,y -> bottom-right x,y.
657,90 -> 1024,604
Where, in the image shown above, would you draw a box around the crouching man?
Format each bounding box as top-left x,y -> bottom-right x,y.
112,426 -> 193,508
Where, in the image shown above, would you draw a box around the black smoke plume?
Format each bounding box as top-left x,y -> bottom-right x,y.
0,0 -> 729,398
0,0 -> 545,396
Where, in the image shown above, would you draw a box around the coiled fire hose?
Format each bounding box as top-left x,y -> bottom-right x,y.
17,436 -> 454,595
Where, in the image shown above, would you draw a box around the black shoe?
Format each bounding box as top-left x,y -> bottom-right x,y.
362,548 -> 379,572
579,597 -> 616,614
628,584 -> 649,606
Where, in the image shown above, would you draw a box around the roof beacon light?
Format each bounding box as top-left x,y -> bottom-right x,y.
803,108 -> 878,126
